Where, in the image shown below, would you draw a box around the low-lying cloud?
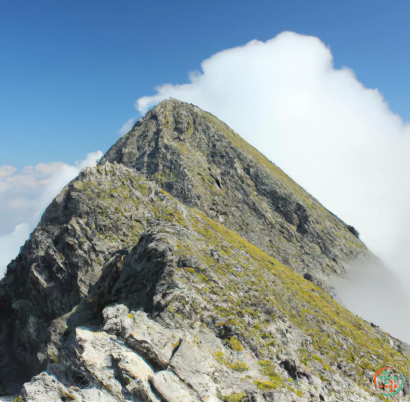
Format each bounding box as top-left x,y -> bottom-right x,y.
0,151 -> 102,276
131,31 -> 410,342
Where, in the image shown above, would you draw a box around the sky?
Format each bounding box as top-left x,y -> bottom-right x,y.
2,0 -> 410,169
2,1 -> 410,341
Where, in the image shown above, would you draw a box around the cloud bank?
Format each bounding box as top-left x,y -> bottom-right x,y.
0,151 -> 102,276
132,32 -> 410,342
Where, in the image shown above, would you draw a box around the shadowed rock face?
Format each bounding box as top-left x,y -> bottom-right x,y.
0,99 -> 409,401
101,99 -> 366,287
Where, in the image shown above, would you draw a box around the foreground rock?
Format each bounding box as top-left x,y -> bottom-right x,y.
0,100 -> 409,401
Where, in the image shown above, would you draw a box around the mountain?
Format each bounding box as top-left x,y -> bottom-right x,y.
0,99 -> 408,401
101,98 -> 366,294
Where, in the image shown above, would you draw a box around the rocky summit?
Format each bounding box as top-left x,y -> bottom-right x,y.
0,99 -> 409,401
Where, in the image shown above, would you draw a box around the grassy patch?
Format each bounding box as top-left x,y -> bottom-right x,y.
220,392 -> 246,402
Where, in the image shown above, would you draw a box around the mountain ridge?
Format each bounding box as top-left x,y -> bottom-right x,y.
101,98 -> 367,296
0,99 -> 408,401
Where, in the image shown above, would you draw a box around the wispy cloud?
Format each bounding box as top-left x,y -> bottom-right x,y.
117,116 -> 137,136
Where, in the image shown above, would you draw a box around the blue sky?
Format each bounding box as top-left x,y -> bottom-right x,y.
1,0 -> 410,169
2,0 -> 410,341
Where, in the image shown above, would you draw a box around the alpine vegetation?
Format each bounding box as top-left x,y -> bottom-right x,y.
0,99 -> 408,401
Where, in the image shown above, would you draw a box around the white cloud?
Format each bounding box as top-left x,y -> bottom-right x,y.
0,182 -> 10,194
0,166 -> 17,179
0,224 -> 31,277
117,116 -> 137,136
333,258 -> 410,342
0,151 -> 102,276
37,151 -> 102,218
35,162 -> 67,176
134,31 -> 410,342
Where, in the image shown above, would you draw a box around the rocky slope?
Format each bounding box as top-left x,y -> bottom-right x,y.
0,99 -> 409,401
101,99 -> 365,296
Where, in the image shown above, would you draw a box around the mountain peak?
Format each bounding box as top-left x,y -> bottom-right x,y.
1,102 -> 409,400
102,98 -> 365,292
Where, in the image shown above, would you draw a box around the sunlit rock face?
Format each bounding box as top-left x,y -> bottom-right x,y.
0,99 -> 409,401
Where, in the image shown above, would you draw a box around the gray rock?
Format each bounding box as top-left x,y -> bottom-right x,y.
0,99 -> 408,401
151,370 -> 201,402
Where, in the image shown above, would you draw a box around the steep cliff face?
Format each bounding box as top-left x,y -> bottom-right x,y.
101,99 -> 365,294
0,100 -> 408,401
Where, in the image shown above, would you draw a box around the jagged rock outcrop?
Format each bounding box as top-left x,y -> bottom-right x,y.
101,99 -> 366,289
0,99 -> 409,401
